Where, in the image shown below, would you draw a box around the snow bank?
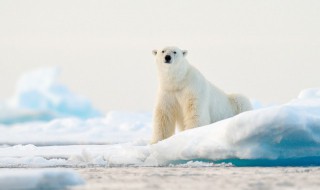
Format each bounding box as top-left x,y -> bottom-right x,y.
0,169 -> 84,190
147,98 -> 320,166
1,89 -> 320,167
0,68 -> 100,124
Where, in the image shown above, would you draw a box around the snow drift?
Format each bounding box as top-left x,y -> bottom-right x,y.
1,88 -> 320,167
0,68 -> 100,124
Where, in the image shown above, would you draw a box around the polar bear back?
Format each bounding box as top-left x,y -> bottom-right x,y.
188,66 -> 237,124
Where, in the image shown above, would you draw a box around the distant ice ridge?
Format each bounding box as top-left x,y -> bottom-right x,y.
0,111 -> 152,145
0,68 -> 100,124
298,88 -> 320,99
0,169 -> 84,190
1,88 -> 320,167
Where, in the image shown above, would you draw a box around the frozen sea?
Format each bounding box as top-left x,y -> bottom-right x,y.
1,167 -> 320,190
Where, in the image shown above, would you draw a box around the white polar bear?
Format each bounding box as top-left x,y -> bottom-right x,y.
151,46 -> 252,144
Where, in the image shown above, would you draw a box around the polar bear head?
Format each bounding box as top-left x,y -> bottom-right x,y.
152,47 -> 190,87
152,47 -> 188,65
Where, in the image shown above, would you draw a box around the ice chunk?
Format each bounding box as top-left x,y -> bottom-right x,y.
0,68 -> 100,124
0,169 -> 84,190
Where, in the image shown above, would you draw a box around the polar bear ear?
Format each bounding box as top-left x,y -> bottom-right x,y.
152,50 -> 157,56
182,50 -> 188,57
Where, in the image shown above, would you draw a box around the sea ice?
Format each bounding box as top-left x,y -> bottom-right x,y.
1,89 -> 320,167
0,69 -> 319,167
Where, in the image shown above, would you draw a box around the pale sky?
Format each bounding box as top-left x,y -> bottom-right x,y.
0,0 -> 319,112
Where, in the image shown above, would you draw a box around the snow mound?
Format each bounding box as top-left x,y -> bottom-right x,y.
146,98 -> 320,166
0,68 -> 100,124
0,169 -> 84,190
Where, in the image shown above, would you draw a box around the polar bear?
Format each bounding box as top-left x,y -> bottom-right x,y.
150,46 -> 252,144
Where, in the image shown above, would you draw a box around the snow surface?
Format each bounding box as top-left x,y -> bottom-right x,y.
0,168 -> 84,190
1,88 -> 320,167
0,68 -> 100,124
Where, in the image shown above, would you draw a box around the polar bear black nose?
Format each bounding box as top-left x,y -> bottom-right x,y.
165,55 -> 171,63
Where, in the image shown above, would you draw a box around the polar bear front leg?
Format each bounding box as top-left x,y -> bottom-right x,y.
151,96 -> 176,144
182,93 -> 199,130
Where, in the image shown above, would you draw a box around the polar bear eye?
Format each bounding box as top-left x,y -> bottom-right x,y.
173,51 -> 176,54
162,50 -> 165,53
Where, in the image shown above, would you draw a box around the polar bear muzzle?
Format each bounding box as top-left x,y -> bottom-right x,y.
164,55 -> 172,64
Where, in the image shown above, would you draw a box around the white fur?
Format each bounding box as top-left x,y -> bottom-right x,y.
151,47 -> 252,144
